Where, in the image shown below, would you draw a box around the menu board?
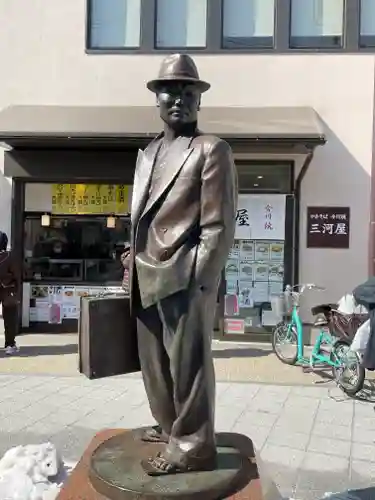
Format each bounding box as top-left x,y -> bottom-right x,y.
28,284 -> 125,323
51,184 -> 131,215
225,239 -> 285,309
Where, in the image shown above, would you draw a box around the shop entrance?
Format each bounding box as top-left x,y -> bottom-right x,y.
21,182 -> 132,331
218,161 -> 294,342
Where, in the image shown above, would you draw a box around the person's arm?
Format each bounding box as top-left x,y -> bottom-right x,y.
195,139 -> 238,288
8,252 -> 20,291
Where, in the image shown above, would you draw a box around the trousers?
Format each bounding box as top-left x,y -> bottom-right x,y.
135,281 -> 217,460
1,301 -> 18,347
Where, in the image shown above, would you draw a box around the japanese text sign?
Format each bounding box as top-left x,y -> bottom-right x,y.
51,184 -> 130,215
235,195 -> 286,240
307,207 -> 350,249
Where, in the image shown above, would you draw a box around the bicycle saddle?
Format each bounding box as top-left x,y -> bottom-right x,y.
311,303 -> 337,316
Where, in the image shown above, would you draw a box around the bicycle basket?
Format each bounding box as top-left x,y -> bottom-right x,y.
329,311 -> 369,342
271,291 -> 296,318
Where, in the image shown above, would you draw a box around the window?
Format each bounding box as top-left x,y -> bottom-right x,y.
88,0 -> 141,49
155,0 -> 207,48
24,216 -> 131,284
222,0 -> 275,49
290,0 -> 344,49
236,163 -> 292,193
360,0 -> 375,47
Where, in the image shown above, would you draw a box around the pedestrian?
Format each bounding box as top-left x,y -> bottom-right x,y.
0,231 -> 20,355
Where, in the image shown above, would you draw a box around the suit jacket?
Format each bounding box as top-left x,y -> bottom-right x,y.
129,131 -> 238,309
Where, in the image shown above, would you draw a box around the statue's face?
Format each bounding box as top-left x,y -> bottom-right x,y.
156,81 -> 201,129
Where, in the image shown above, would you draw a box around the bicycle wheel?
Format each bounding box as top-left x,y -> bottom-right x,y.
331,340 -> 365,396
272,321 -> 298,365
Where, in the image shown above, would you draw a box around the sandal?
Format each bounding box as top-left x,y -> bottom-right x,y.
141,451 -> 217,476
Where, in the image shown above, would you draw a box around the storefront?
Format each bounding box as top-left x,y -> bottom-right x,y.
0,104 -> 325,340
220,162 -> 293,341
22,182 -> 131,331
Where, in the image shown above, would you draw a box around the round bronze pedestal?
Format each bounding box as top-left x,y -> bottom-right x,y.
89,429 -> 250,500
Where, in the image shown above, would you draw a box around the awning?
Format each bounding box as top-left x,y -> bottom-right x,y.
0,105 -> 326,149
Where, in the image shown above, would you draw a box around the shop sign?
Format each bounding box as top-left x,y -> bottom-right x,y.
224,318 -> 245,334
307,206 -> 350,249
235,195 -> 286,240
51,184 -> 130,214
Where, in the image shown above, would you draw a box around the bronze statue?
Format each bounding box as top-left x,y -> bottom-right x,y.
126,54 -> 238,476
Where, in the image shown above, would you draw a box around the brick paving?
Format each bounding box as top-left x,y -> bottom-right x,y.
0,372 -> 374,499
0,328 -> 375,498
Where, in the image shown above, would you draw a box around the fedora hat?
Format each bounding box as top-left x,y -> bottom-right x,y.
147,53 -> 210,93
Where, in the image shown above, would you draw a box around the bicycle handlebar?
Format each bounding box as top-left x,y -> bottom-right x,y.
286,283 -> 326,293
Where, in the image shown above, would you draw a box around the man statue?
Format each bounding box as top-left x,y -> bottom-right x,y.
126,53 -> 237,476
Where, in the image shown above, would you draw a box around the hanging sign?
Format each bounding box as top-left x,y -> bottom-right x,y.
51,184 -> 130,214
307,206 -> 350,249
235,195 -> 286,240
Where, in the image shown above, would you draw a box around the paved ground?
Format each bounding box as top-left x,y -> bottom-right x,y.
0,331 -> 361,386
0,327 -> 375,498
0,372 -> 374,499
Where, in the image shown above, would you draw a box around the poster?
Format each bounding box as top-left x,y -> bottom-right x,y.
255,242 -> 270,261
28,284 -> 124,323
252,281 -> 269,303
51,184 -> 131,215
270,242 -> 284,261
239,262 -> 253,280
240,240 -> 254,261
224,294 -> 239,316
269,264 -> 284,282
228,242 -> 240,259
226,279 -> 238,295
29,303 -> 50,322
224,318 -> 245,334
238,281 -> 254,308
235,195 -> 286,240
225,259 -> 240,278
49,303 -> 62,324
254,264 -> 269,281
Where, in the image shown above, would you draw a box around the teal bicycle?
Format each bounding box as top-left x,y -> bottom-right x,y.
271,284 -> 366,396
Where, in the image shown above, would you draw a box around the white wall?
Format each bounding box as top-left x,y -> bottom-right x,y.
0,0 -> 374,315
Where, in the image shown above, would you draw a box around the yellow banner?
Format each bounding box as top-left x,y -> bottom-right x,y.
51,184 -> 130,214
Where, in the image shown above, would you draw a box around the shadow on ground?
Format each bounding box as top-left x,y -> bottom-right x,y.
353,379 -> 375,403
324,488 -> 375,499
212,347 -> 271,359
0,344 -> 78,358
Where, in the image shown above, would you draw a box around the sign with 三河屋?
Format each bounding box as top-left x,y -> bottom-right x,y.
51,184 -> 131,214
235,194 -> 286,240
306,206 -> 350,249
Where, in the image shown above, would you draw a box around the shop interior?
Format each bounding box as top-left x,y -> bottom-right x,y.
21,182 -> 131,330
24,215 -> 130,285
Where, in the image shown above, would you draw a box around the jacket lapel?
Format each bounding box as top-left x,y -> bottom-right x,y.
142,135 -> 195,217
131,134 -> 162,224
